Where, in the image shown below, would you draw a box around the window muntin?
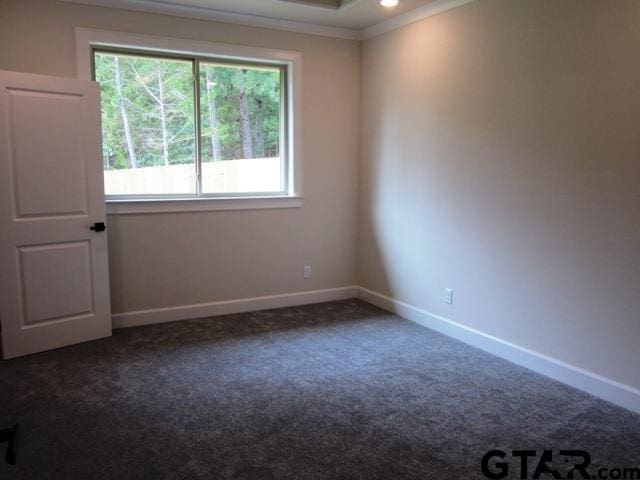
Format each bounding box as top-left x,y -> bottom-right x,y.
93,48 -> 287,199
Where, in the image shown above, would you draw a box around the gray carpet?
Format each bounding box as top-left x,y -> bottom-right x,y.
0,299 -> 638,479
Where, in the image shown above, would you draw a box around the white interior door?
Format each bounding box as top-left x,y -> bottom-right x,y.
0,69 -> 111,359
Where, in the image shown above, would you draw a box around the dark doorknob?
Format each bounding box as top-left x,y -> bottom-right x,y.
90,222 -> 106,232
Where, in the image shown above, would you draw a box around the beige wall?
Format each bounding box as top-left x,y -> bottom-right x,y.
359,0 -> 640,390
0,0 -> 361,313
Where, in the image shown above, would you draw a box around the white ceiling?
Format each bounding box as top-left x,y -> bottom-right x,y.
61,0 -> 474,39
149,0 -> 439,30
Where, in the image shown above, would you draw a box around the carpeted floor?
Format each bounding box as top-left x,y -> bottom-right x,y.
0,299 -> 638,479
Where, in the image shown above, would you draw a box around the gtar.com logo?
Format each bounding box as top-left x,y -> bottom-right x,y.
481,450 -> 640,479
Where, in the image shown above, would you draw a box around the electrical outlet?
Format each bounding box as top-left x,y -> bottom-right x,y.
304,265 -> 312,279
444,288 -> 454,305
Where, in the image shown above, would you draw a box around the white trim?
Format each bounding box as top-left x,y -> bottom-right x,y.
112,286 -> 358,328
62,0 -> 359,39
357,287 -> 640,414
360,0 -> 477,39
61,0 -> 476,40
106,195 -> 303,214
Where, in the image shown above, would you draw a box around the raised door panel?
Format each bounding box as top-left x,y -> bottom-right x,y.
8,88 -> 88,218
19,242 -> 94,326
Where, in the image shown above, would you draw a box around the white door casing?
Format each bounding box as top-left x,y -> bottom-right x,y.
0,70 -> 112,359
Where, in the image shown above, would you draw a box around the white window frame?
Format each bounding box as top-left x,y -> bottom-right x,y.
76,28 -> 303,214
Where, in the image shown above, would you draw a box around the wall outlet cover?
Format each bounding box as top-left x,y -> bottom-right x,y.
444,288 -> 454,305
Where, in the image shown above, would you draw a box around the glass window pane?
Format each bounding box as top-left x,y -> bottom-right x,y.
199,62 -> 283,194
94,52 -> 196,195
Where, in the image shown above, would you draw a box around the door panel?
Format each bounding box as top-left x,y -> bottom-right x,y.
0,70 -> 112,359
19,242 -> 93,325
9,89 -> 88,217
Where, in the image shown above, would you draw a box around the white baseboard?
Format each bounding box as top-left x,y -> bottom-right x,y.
357,286 -> 640,414
112,285 -> 358,329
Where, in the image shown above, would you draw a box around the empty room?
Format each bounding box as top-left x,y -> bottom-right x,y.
0,0 -> 639,478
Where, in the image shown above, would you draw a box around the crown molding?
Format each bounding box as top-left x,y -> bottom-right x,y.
360,0 -> 476,39
59,0 -> 360,39
59,0 -> 477,41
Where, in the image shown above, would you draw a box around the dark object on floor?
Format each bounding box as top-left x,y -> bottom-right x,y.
0,300 -> 639,479
0,423 -> 19,465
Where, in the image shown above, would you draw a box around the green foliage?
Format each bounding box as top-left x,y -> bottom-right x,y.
94,52 -> 281,170
199,63 -> 280,162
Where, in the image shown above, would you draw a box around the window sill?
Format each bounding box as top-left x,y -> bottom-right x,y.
105,195 -> 303,215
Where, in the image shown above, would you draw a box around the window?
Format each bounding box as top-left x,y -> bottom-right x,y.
198,61 -> 285,194
93,49 -> 287,199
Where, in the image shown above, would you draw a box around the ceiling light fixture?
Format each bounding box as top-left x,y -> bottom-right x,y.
380,0 -> 399,7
